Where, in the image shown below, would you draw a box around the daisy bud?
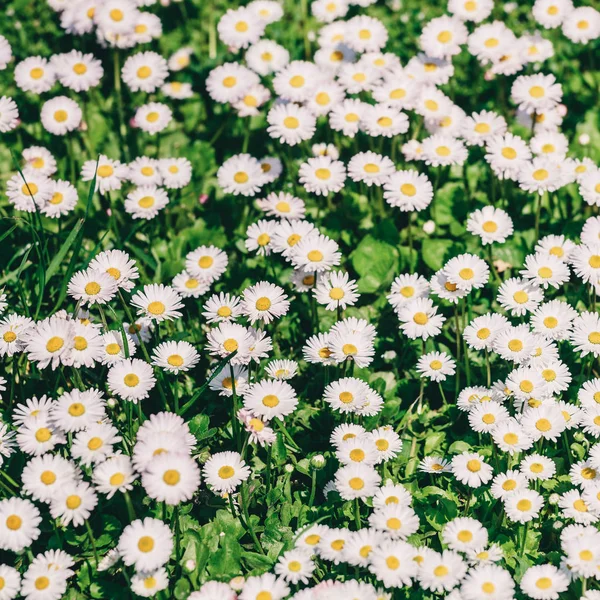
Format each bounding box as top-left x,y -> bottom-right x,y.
579,133 -> 590,145
284,464 -> 295,473
199,194 -> 208,204
553,520 -> 563,529
184,560 -> 196,572
549,493 -> 560,505
107,398 -> 117,408
311,454 -> 326,469
230,576 -> 245,591
423,220 -> 435,234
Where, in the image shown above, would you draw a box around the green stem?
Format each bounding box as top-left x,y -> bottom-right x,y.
240,483 -> 266,555
308,469 -> 317,508
85,520 -> 99,566
354,497 -> 362,530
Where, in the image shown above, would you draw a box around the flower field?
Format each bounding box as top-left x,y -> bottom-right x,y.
0,0 -> 600,598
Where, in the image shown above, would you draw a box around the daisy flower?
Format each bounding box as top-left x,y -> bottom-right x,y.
362,104 -> 409,138
203,451 -> 250,493
245,219 -> 278,256
266,103 -> 316,146
218,7 -> 265,49
185,245 -> 228,283
0,497 -> 42,552
485,132 -> 531,179
142,453 -> 201,505
159,157 -> 193,189
14,56 -> 55,94
519,564 -> 569,600
422,134 -> 468,167
562,7 -> 600,43
466,206 -> 514,245
131,284 -> 183,322
53,50 -> 103,92
368,540 -> 418,588
121,51 -> 168,93
245,39 -> 290,76
298,156 -> 346,196
242,379 -> 298,421
93,454 -> 137,498
241,282 -> 290,324
420,15 -> 468,58
67,269 -> 118,306
50,481 -> 98,527
217,153 -> 266,197
107,358 -> 156,403
152,341 -> 199,374
505,490 -> 544,523
313,271 -> 359,311
570,312 -> 600,358
521,253 -> 570,289
461,110 -> 507,146
206,62 -> 259,104
397,297 -> 446,340
443,253 -> 490,291
82,155 -> 129,195
329,98 -> 367,137
451,452 -> 494,487
257,192 -> 305,220
0,96 -> 19,133
135,102 -> 172,134
118,518 -> 173,573
416,351 -> 456,382
490,469 -> 530,499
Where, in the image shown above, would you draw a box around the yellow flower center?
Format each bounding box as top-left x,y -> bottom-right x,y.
535,418 -> 552,432
147,301 -> 165,315
138,536 -> 155,552
163,469 -> 181,485
255,297 -> 272,311
466,459 -> 481,472
87,436 -> 103,450
349,477 -> 364,490
124,373 -> 140,388
262,394 -> 279,408
35,427 -> 52,443
66,494 -> 81,509
6,515 -> 22,530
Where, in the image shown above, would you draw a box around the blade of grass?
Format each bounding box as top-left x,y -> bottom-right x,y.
178,351 -> 238,417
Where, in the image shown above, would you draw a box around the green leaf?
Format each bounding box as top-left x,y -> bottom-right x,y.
421,238 -> 454,271
351,235 -> 398,294
45,219 -> 84,282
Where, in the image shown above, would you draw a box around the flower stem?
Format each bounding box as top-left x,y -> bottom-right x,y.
85,519 -> 99,566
